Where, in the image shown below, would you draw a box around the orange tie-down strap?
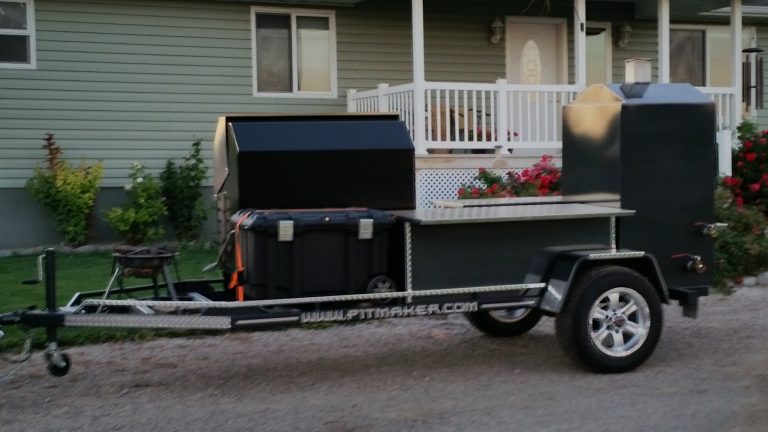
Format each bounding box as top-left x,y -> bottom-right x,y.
228,211 -> 253,302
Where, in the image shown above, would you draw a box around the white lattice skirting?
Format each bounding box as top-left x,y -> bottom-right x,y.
416,168 -> 510,208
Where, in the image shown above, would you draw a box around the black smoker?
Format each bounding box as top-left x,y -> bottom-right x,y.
562,83 -> 717,300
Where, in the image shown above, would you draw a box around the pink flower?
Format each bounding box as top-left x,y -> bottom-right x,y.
750,183 -> 761,192
746,152 -> 758,162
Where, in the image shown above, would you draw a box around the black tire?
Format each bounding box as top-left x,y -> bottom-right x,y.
555,265 -> 663,373
465,308 -> 543,337
46,353 -> 71,377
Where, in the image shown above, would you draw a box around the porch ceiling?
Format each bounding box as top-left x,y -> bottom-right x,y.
633,0 -> 768,21
222,0 -> 364,6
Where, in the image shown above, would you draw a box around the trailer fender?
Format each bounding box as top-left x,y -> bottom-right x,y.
532,249 -> 669,315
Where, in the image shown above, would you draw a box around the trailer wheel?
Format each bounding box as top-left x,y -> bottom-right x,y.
45,353 -> 71,377
555,265 -> 662,373
465,308 -> 543,337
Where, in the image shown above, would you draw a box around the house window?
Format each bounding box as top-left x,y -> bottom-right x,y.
0,0 -> 36,68
670,26 -> 754,88
670,29 -> 706,86
251,7 -> 337,98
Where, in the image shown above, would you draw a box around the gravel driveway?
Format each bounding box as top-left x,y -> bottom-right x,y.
1,287 -> 767,432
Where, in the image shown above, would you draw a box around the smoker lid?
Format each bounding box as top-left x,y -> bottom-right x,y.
609,83 -> 713,105
569,84 -> 624,105
570,83 -> 712,106
229,119 -> 413,152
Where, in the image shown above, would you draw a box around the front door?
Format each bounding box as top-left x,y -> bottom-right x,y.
506,18 -> 566,85
505,18 -> 567,146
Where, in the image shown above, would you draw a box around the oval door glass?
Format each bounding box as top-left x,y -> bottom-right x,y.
520,40 -> 543,85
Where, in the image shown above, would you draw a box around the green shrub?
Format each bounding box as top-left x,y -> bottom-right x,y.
105,163 -> 167,245
160,139 -> 208,241
713,186 -> 768,289
26,133 -> 103,246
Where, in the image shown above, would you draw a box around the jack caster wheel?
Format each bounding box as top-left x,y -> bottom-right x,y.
465,308 -> 543,337
555,265 -> 662,373
365,275 -> 397,304
45,352 -> 71,377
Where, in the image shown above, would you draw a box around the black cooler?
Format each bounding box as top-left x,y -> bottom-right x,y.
214,114 -> 415,300
233,209 -> 396,299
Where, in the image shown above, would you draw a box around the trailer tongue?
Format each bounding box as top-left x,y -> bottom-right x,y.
0,83 -> 717,375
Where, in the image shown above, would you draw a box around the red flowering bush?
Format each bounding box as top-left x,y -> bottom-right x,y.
723,121 -> 768,212
457,155 -> 561,199
713,186 -> 768,290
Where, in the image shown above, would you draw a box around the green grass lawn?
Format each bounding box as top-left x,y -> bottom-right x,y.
0,247 -> 219,352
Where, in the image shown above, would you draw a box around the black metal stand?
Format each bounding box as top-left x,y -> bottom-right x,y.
41,249 -> 70,377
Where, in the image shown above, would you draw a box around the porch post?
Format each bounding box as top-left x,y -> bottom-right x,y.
411,0 -> 427,154
731,0 -> 743,130
717,0 -> 743,176
377,83 -> 390,112
658,0 -> 670,83
574,0 -> 586,89
346,89 -> 357,112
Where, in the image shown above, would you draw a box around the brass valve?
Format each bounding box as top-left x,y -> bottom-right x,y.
671,253 -> 708,274
686,255 -> 707,273
694,222 -> 728,238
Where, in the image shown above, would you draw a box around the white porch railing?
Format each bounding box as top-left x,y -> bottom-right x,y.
697,86 -> 738,132
347,83 -> 417,141
349,83 -> 739,148
348,80 -> 580,154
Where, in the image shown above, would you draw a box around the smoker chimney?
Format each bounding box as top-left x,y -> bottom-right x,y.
624,58 -> 651,83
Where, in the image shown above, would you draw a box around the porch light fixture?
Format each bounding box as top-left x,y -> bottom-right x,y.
617,22 -> 632,48
490,16 -> 504,44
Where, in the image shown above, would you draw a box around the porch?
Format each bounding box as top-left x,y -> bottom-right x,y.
344,0 -> 749,206
347,80 -> 737,155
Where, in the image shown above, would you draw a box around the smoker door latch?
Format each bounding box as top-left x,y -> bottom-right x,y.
278,220 -> 295,242
671,253 -> 707,273
694,222 -> 728,238
358,219 -> 374,240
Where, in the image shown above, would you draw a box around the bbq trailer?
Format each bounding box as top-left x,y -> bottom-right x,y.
0,83 -> 717,376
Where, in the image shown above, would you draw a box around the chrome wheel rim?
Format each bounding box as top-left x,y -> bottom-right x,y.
489,308 -> 531,323
588,287 -> 651,357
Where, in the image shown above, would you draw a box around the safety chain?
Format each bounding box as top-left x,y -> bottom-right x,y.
0,326 -> 34,382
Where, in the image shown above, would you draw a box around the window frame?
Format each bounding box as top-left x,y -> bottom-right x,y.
250,6 -> 337,99
0,0 -> 37,69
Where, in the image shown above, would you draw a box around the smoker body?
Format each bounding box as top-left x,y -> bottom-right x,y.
562,84 -> 717,295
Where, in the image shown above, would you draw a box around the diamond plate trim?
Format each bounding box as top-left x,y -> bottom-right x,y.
77,283 -> 547,311
65,314 -> 231,330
